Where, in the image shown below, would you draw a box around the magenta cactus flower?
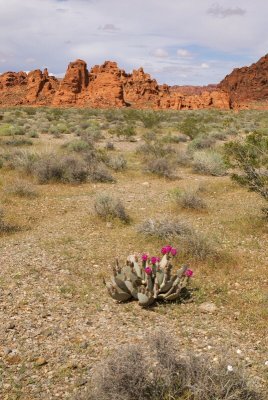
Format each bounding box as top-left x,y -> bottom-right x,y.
161,247 -> 167,255
185,269 -> 193,277
165,245 -> 172,253
151,256 -> 157,264
156,257 -> 161,262
170,248 -> 177,256
141,254 -> 148,261
144,267 -> 152,275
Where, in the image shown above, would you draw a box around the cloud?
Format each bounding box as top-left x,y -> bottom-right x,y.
177,49 -> 192,58
207,3 -> 246,18
98,24 -> 120,32
56,8 -> 68,12
151,48 -> 169,58
201,62 -> 209,68
0,0 -> 265,84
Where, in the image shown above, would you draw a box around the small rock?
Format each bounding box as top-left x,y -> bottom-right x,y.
35,357 -> 47,366
7,322 -> 15,330
199,302 -> 218,313
106,222 -> 113,228
142,182 -> 149,186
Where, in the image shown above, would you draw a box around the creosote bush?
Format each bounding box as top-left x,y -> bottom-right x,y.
83,332 -> 263,400
94,193 -> 130,223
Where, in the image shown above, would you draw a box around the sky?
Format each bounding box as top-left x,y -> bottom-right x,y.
0,0 -> 267,85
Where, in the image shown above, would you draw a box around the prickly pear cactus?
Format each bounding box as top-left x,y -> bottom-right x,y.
104,245 -> 193,307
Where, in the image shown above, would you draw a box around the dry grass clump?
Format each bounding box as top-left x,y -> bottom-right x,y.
137,218 -> 191,238
4,179 -> 38,198
172,188 -> 207,210
137,218 -> 218,261
192,150 -> 227,176
89,164 -> 115,183
94,193 -> 130,223
83,332 -> 262,400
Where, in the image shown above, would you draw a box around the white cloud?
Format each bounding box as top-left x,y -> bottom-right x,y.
201,62 -> 209,68
177,49 -> 192,58
151,48 -> 169,58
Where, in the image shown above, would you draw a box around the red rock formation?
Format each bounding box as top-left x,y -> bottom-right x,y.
52,59 -> 88,106
26,69 -> 58,105
4,55 -> 261,110
123,68 -> 160,107
219,54 -> 268,108
85,61 -> 126,107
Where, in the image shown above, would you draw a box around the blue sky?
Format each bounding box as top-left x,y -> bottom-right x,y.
0,0 -> 267,85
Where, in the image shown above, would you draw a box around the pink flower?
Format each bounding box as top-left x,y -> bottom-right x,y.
156,257 -> 160,262
144,267 -> 152,275
161,247 -> 167,255
185,269 -> 193,277
165,245 -> 172,253
151,256 -> 157,264
171,248 -> 177,256
141,254 -> 148,261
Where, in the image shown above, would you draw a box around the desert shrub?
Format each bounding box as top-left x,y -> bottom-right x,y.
137,218 -> 218,260
89,164 -> 115,183
94,193 -> 130,222
105,142 -> 115,150
5,179 -> 38,198
139,110 -> 163,128
0,124 -> 13,136
4,137 -> 33,146
179,229 -> 218,261
137,142 -> 176,158
0,209 -> 19,234
172,188 -> 207,210
210,130 -> 227,141
192,150 -> 227,176
3,150 -> 38,173
188,134 -> 216,150
84,332 -> 262,400
224,132 -> 268,216
34,154 -> 88,184
145,157 -> 176,179
110,125 -> 136,140
176,149 -> 192,166
28,131 -> 39,138
65,139 -> 92,153
137,218 -> 191,238
108,155 -> 127,171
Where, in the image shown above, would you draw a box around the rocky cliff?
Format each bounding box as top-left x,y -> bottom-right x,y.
219,54 -> 268,108
3,55 -> 268,110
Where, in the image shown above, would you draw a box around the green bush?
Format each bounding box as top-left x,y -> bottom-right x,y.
224,132 -> 268,215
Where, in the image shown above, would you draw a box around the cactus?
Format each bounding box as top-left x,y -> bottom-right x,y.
104,246 -> 193,307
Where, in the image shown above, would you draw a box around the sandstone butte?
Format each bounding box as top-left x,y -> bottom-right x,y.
0,54 -> 268,110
